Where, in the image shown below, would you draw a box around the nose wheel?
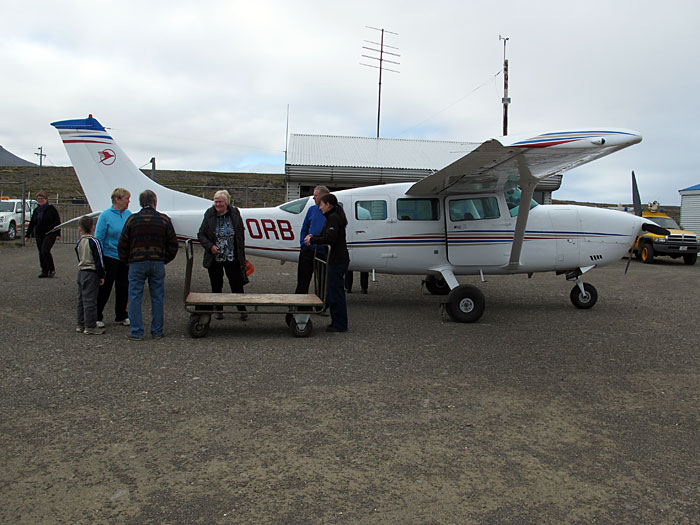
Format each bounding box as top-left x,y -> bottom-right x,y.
570,282 -> 598,309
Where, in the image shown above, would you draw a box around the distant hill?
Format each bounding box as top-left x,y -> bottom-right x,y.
0,146 -> 35,167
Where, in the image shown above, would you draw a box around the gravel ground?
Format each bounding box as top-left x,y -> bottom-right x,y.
1,240 -> 699,524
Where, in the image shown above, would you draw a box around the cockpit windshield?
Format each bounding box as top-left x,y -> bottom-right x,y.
504,183 -> 538,217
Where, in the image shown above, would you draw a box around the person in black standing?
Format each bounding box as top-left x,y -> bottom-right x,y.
304,193 -> 349,332
25,191 -> 61,278
197,189 -> 249,320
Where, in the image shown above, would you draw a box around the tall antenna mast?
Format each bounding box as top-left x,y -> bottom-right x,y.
499,35 -> 510,136
361,27 -> 400,138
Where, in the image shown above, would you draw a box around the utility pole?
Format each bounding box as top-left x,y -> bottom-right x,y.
35,146 -> 46,176
361,27 -> 400,138
499,35 -> 510,136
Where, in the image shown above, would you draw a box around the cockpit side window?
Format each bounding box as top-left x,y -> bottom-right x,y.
504,183 -> 538,217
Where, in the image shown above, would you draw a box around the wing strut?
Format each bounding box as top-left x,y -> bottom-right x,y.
507,154 -> 538,268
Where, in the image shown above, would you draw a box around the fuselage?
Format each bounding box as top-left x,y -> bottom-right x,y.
168,182 -> 646,276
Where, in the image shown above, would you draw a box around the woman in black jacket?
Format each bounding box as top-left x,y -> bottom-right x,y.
25,191 -> 61,278
304,193 -> 349,332
197,189 -> 248,320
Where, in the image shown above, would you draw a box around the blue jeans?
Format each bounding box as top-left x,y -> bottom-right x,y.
128,260 -> 166,338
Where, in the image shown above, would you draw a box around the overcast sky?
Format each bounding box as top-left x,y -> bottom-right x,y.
2,0 -> 699,205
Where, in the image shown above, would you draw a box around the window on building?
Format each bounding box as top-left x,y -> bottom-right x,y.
397,198 -> 440,221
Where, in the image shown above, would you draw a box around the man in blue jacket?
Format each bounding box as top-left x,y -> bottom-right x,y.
295,185 -> 329,294
95,188 -> 132,328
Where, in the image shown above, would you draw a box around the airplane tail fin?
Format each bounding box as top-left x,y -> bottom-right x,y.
631,170 -> 642,217
51,116 -> 210,213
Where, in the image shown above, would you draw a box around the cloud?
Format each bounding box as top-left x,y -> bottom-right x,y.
1,0 -> 699,204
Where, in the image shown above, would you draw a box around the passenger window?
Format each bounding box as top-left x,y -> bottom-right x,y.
397,198 -> 440,221
449,197 -> 500,221
356,200 -> 387,220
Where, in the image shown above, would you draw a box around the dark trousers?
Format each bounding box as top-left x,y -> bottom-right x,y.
208,259 -> 246,312
97,256 -> 129,322
295,246 -> 315,294
77,270 -> 100,329
327,263 -> 349,330
345,271 -> 368,292
35,233 -> 58,274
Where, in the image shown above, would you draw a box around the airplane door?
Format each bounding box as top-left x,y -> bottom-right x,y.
346,198 -> 390,270
445,195 -> 510,266
550,208 -> 581,269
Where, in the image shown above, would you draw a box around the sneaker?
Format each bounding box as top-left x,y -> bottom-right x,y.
38,272 -> 48,278
76,326 -> 84,333
361,289 -> 368,294
96,320 -> 105,328
152,333 -> 164,340
326,325 -> 347,333
116,318 -> 130,326
47,271 -> 55,278
84,326 -> 105,335
125,333 -> 143,341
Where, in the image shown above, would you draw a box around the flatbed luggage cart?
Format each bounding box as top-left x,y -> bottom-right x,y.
183,239 -> 329,338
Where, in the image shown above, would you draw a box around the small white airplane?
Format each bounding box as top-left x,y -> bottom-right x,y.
51,115 -> 661,323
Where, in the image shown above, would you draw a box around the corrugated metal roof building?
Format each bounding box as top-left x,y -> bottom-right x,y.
285,134 -> 562,202
679,183 -> 700,232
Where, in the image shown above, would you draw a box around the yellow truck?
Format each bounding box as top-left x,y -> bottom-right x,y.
633,209 -> 699,265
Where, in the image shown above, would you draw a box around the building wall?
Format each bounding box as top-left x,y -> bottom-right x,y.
680,191 -> 700,232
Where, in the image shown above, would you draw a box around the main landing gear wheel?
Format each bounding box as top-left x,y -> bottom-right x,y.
187,314 -> 210,338
289,317 -> 313,337
570,283 -> 598,309
445,285 -> 485,323
423,275 -> 450,295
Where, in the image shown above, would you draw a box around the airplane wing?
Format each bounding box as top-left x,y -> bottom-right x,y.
406,129 -> 642,268
406,129 -> 642,196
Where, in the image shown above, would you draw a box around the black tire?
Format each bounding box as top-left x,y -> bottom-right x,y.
289,317 -> 313,337
640,243 -> 654,264
187,314 -> 210,338
424,275 -> 450,295
570,283 -> 598,309
445,285 -> 485,323
6,222 -> 16,241
683,253 -> 697,265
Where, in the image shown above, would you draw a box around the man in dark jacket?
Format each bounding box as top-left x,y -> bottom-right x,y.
118,190 -> 178,340
25,191 -> 61,278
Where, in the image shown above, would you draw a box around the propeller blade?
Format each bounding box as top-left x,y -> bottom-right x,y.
624,249 -> 633,274
632,170 -> 642,217
642,222 -> 670,236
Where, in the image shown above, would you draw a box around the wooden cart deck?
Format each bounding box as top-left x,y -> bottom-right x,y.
183,239 -> 328,337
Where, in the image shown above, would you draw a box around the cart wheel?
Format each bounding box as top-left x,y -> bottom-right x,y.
285,313 -> 293,326
188,314 -> 210,338
289,317 -> 313,337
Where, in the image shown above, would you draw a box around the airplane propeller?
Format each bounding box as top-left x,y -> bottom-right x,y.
624,170 -> 671,274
